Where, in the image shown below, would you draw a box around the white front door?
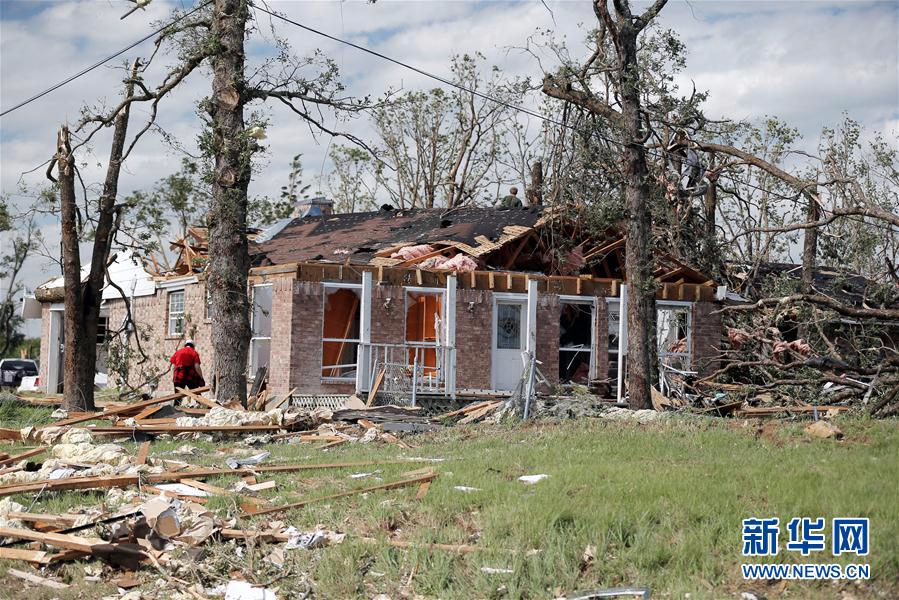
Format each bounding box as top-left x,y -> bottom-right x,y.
492,299 -> 526,390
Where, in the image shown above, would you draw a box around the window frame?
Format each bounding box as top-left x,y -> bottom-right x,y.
655,300 -> 692,369
321,283 -> 363,382
167,290 -> 185,337
248,283 -> 273,379
403,287 -> 445,348
204,286 -> 213,321
558,296 -> 595,384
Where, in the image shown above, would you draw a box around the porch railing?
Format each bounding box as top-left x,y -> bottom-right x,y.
365,343 -> 446,403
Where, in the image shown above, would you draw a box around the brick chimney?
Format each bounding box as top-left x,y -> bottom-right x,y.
294,196 -> 334,218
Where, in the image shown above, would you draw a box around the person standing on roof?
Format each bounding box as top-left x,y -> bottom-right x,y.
496,186 -> 522,209
170,340 -> 205,390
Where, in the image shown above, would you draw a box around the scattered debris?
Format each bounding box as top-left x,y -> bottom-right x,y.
518,474 -> 549,485
454,486 -> 482,493
480,566 -> 514,574
222,580 -> 276,600
804,420 -> 844,440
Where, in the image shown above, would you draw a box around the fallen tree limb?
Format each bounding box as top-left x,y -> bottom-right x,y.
720,293 -> 899,320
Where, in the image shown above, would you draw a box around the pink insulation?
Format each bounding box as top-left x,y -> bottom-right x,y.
390,244 -> 435,261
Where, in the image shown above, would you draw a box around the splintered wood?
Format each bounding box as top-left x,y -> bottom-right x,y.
438,400 -> 502,424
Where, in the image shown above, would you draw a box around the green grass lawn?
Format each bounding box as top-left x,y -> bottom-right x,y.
0,402 -> 896,599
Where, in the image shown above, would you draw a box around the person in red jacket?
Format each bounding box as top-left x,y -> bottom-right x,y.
170,340 -> 205,390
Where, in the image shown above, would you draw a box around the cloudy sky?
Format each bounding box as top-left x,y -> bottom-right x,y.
1,0 -> 897,335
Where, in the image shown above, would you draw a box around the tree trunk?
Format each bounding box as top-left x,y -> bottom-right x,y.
66,61 -> 138,412
56,127 -> 95,412
617,24 -> 657,410
209,0 -> 252,404
526,160 -> 544,206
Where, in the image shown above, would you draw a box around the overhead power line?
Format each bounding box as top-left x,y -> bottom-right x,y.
0,1 -> 212,118
251,2 -> 825,205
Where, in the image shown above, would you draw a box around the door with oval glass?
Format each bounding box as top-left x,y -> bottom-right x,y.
491,298 -> 526,390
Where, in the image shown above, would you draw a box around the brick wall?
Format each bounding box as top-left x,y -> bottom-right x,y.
266,276 -> 294,397
104,281 -> 212,394
691,301 -> 722,376
37,277 -> 724,397
454,288 -> 492,390
536,294 -> 560,386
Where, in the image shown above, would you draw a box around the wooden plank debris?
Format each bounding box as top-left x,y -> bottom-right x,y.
734,405 -> 851,416
0,447 -> 46,467
0,548 -> 52,565
7,568 -> 70,589
134,441 -> 151,466
6,512 -> 78,529
42,386 -> 209,429
176,387 -> 220,410
0,460 -> 427,497
367,368 -> 386,406
245,471 -> 438,517
245,480 -> 277,492
0,527 -> 103,553
269,387 -> 297,410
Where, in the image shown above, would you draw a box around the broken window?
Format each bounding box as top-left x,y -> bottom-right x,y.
605,301 -> 693,393
167,290 -> 184,336
96,316 -> 109,345
405,290 -> 443,374
559,300 -> 593,384
249,284 -> 272,376
321,286 -> 361,380
657,303 -> 691,371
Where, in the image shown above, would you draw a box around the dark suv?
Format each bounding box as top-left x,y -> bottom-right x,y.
0,359 -> 38,388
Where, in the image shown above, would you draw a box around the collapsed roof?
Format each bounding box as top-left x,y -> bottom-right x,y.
252,205 -> 714,286
253,205 -> 544,267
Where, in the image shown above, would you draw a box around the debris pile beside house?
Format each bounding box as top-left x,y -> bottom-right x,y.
0,386 -> 455,596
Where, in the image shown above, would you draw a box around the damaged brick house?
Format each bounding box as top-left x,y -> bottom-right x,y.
29,199 -> 724,400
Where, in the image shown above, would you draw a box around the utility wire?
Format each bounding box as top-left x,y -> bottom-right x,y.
0,1 -> 212,118
251,2 -> 825,205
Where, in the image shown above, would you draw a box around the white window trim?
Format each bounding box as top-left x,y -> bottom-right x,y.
204,287 -> 213,321
167,289 -> 185,337
558,297 -> 596,382
404,287 -> 446,348
321,284 -> 363,382
249,284 -> 273,378
656,301 -> 692,363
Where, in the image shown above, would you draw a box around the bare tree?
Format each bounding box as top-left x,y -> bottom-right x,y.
542,0 -> 669,409
330,54 -> 521,209
0,200 -> 38,357
47,60 -> 140,411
